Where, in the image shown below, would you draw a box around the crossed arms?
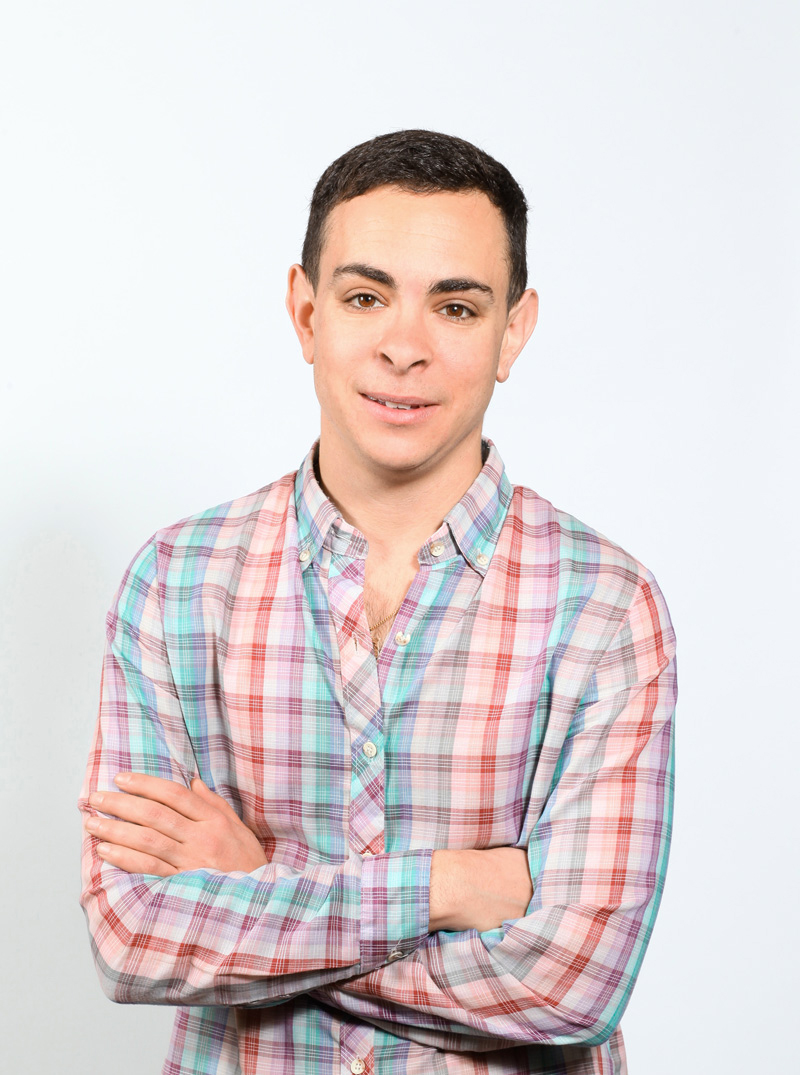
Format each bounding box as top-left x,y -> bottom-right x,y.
85,773 -> 534,935
79,543 -> 676,1051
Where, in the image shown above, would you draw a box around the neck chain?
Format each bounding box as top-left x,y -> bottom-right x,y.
368,603 -> 403,656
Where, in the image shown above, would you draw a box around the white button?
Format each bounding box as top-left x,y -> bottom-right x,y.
350,1060 -> 366,1074
298,548 -> 310,562
395,631 -> 410,646
362,849 -> 373,856
431,542 -> 445,557
477,553 -> 489,566
387,948 -> 403,962
362,740 -> 378,758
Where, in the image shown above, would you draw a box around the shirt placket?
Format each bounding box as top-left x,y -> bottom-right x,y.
316,525 -> 472,1075
327,553 -> 386,857
338,1022 -> 376,1075
323,551 -> 383,1074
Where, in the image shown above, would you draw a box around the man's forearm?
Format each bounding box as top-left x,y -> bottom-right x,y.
81,761 -> 532,1010
81,818 -> 433,1008
300,846 -> 536,1055
428,847 -> 533,933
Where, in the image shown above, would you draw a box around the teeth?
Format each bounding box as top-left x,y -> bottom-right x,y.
367,395 -> 416,410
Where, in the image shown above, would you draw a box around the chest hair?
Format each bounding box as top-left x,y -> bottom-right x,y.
363,555 -> 418,653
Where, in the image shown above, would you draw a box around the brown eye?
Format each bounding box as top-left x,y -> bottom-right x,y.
355,294 -> 376,308
444,303 -> 471,319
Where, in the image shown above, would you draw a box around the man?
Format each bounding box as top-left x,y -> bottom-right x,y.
79,130 -> 677,1075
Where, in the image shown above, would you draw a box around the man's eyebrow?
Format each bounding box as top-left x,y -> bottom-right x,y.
331,265 -> 495,304
331,263 -> 398,289
428,278 -> 495,304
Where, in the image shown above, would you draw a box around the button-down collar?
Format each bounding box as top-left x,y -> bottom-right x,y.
443,438 -> 512,575
293,438 -> 512,576
293,442 -> 364,568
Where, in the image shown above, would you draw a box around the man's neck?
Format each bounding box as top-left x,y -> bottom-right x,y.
315,434 -> 484,561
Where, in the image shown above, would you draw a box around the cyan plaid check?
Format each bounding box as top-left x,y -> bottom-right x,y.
79,439 -> 677,1074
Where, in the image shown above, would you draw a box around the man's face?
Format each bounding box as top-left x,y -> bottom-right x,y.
288,185 -> 537,480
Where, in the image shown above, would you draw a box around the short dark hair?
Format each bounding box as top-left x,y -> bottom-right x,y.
301,129 -> 528,309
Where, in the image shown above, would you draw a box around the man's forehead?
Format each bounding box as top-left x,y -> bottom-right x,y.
319,186 -> 508,278
326,185 -> 503,233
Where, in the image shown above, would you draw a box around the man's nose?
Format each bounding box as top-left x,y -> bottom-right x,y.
375,305 -> 433,371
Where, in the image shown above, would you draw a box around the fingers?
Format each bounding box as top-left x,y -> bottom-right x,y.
85,814 -> 182,866
88,789 -> 191,842
93,839 -> 179,878
112,772 -> 213,821
84,772 -> 269,876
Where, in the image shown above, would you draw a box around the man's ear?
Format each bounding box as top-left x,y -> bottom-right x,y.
285,264 -> 317,365
496,288 -> 539,384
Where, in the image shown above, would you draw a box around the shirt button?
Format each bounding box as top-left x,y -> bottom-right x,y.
430,542 -> 445,557
298,547 -> 311,562
362,741 -> 378,758
395,631 -> 410,646
362,849 -> 373,856
350,1060 -> 366,1074
387,948 -> 403,962
477,553 -> 489,566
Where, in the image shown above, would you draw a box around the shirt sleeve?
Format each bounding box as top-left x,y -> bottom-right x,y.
305,572 -> 677,1050
79,539 -> 432,1007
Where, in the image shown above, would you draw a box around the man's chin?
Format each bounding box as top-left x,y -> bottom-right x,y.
357,439 -> 443,478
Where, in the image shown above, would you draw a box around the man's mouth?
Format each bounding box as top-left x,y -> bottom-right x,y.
363,394 -> 432,410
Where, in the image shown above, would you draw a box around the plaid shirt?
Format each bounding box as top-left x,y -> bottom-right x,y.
79,439 -> 677,1075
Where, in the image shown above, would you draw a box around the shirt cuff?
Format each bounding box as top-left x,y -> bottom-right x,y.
358,847 -> 433,971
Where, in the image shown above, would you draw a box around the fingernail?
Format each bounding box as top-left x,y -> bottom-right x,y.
85,818 -> 100,832
97,843 -> 111,855
115,773 -> 132,785
90,792 -> 104,806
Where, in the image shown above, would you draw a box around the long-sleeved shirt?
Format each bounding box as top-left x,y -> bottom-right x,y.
79,438 -> 677,1075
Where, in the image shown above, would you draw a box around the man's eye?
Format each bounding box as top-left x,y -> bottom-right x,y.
442,303 -> 473,320
351,294 -> 381,309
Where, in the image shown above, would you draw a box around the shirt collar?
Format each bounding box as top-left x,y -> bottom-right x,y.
293,437 -> 512,576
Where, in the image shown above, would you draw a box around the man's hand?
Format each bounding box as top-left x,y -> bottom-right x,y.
429,847 -> 534,933
85,772 -> 268,877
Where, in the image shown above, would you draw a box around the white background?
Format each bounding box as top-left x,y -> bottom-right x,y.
1,2 -> 797,1071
